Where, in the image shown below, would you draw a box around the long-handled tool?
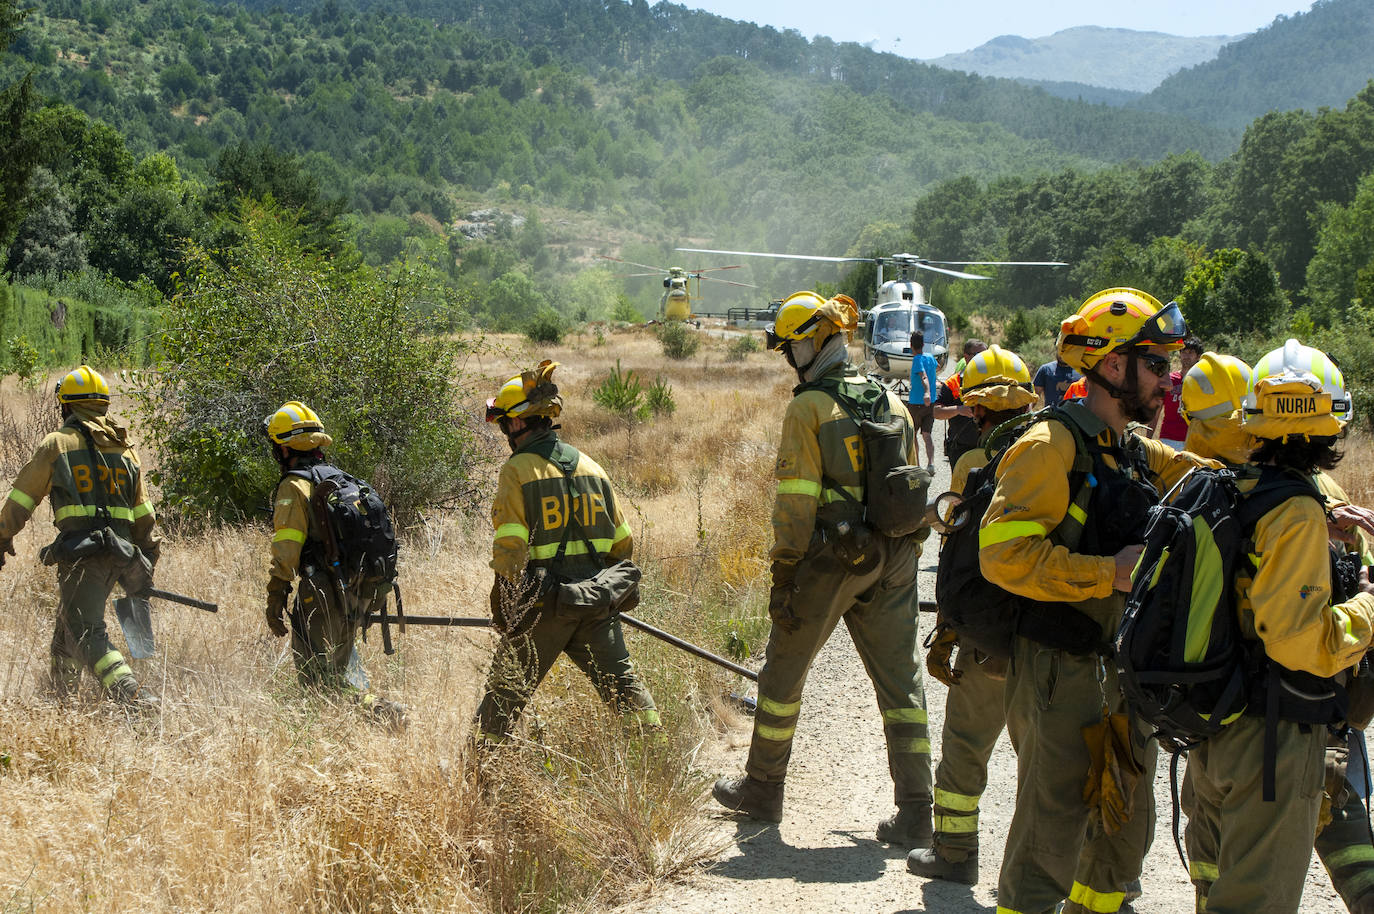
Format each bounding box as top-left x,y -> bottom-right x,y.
365,609 -> 760,681
114,587 -> 219,660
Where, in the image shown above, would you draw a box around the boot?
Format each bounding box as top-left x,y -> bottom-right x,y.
712,774 -> 783,823
1124,879 -> 1142,904
876,802 -> 932,846
906,846 -> 978,885
363,695 -> 409,731
1351,893 -> 1374,914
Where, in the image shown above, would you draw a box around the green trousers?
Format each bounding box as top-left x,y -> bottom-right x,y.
51,555 -> 137,698
1316,779 -> 1374,912
290,568 -> 367,690
1183,715 -> 1326,914
747,535 -> 932,808
997,636 -> 1157,914
931,648 -> 1008,857
475,602 -> 659,741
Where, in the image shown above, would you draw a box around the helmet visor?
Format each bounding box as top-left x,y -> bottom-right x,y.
764,326 -> 786,351
484,398 -> 506,422
1127,301 -> 1187,348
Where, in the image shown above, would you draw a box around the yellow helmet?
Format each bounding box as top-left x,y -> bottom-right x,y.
1243,339 -> 1350,440
960,345 -> 1037,410
766,291 -> 859,350
1056,289 -> 1187,373
1181,353 -> 1253,424
56,365 -> 110,411
485,359 -> 562,422
264,401 -> 333,451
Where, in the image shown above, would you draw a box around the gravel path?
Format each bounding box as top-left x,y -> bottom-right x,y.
636,443 -> 1350,914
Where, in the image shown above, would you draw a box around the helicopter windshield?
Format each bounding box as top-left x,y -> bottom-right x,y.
871,309 -> 946,347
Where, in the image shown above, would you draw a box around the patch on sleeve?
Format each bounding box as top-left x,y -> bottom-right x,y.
776,455 -> 795,473
1001,504 -> 1029,516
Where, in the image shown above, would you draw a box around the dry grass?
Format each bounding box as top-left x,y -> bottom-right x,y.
0,325 -> 790,914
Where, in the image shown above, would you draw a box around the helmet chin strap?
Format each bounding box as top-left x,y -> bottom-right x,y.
784,337 -> 817,380
1088,352 -> 1158,426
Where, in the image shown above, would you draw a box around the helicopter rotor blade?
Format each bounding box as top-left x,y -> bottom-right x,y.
676,247 -> 870,265
902,262 -> 993,281
697,275 -> 758,288
691,264 -> 746,273
923,260 -> 1068,267
595,254 -> 672,273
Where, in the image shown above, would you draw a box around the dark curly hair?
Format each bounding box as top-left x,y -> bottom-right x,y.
1248,433 -> 1343,474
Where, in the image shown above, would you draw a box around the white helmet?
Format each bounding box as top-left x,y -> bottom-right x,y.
1244,339 -> 1350,439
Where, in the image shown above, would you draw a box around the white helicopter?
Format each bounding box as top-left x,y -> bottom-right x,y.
676,248 -> 1066,383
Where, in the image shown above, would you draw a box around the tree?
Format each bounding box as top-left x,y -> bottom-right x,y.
0,0 -> 38,246
6,167 -> 88,277
1176,248 -> 1288,342
1305,171 -> 1374,322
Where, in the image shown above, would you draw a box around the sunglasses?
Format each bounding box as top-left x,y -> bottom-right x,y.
1137,352 -> 1171,378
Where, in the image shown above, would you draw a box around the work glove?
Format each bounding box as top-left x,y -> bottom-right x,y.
768,561 -> 801,635
265,585 -> 290,638
1082,708 -> 1144,836
1318,742 -> 1352,838
0,538 -> 13,570
924,623 -> 961,687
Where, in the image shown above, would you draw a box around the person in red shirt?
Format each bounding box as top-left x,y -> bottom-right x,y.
1155,336 -> 1203,447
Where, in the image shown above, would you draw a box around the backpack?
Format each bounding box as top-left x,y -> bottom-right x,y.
803,376 -> 933,539
289,464 -> 400,596
934,406 -> 1111,659
1115,466 -> 1322,753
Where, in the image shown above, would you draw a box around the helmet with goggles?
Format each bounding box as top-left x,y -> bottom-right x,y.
485,359 -> 562,423
1056,289 -> 1187,374
56,365 -> 111,413
264,401 -> 333,451
765,291 -> 858,352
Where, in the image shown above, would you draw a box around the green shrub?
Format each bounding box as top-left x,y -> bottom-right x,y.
5,335 -> 39,382
656,322 -> 699,361
525,308 -> 565,344
1003,311 -> 1033,351
133,204 -> 477,525
610,295 -> 642,323
592,359 -> 648,420
645,377 -> 676,416
726,334 -> 760,361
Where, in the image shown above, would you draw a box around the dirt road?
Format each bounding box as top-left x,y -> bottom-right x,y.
638,449 -> 1351,914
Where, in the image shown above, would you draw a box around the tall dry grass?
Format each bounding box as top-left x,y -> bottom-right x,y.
0,325 -> 789,913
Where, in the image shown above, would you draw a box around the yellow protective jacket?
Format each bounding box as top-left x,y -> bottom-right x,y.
0,409 -> 159,558
978,404 -> 1204,604
1240,473 -> 1374,679
770,368 -> 916,565
268,473 -> 318,592
490,431 -> 631,583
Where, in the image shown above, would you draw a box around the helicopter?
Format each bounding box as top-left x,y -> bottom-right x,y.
675,248 -> 1066,383
595,255 -> 756,322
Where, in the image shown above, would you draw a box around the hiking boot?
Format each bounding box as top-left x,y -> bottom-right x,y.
1124,879 -> 1142,904
363,696 -> 409,731
876,802 -> 932,846
906,846 -> 978,885
712,774 -> 783,822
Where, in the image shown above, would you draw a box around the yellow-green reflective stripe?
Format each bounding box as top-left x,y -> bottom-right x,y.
934,788 -> 980,812
821,485 -> 863,504
131,501 -> 154,520
882,707 -> 928,724
1068,881 -> 1124,913
528,538 -> 614,560
1327,845 -> 1374,869
754,722 -> 795,741
479,731 -> 508,745
1068,503 -> 1088,524
934,813 -> 978,833
979,519 -> 1049,548
94,650 -> 125,677
494,523 -> 530,542
1184,521 -> 1223,663
612,520 -> 631,542
889,737 -> 931,754
758,695 -> 801,717
273,527 -> 307,544
54,504 -> 137,522
6,489 -> 36,512
1189,860 -> 1219,882
631,708 -> 661,727
777,478 -> 822,498
997,907 -> 1028,914
1199,896 -> 1208,911
1333,606 -> 1357,643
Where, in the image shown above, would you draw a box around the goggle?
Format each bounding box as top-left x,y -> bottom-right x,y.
485,399 -> 521,423
765,310 -> 824,351
1124,301 -> 1187,348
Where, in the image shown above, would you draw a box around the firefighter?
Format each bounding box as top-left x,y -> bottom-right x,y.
712,291 -> 934,844
474,361 -> 660,742
262,401 -> 406,726
0,366 -> 159,706
1179,348 -> 1374,914
979,289 -> 1206,914
908,345 -> 1037,884
1181,341 -> 1374,914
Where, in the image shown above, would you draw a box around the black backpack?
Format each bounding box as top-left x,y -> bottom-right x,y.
289,464 -> 400,595
935,407 -> 1108,659
1116,466 -> 1322,753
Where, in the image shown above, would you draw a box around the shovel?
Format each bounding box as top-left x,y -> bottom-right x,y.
114,587 -> 219,660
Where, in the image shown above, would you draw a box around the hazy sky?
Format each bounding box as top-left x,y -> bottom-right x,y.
686,0 -> 1315,59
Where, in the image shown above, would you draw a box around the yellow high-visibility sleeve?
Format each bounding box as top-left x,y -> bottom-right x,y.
269,476 -> 312,583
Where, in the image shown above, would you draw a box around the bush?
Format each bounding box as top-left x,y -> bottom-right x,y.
5,335 -> 39,382
725,334 -> 760,361
133,205 -> 477,525
525,308 -> 565,344
592,360 -> 648,420
610,295 -> 642,323
645,377 -> 676,416
656,322 -> 699,360
1003,310 -> 1033,351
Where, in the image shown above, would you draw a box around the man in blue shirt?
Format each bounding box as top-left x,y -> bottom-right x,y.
1033,356 -> 1081,407
908,331 -> 939,471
